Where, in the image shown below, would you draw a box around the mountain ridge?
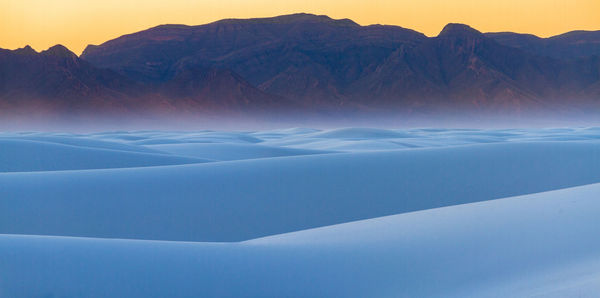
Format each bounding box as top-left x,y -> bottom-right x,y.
2,13 -> 600,118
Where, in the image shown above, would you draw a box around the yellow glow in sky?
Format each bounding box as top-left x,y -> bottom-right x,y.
1,0 -> 599,55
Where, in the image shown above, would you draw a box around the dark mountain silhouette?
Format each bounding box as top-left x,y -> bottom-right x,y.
486,30 -> 600,60
81,13 -> 425,109
0,44 -> 137,114
160,65 -> 290,113
2,13 -> 600,118
0,45 -> 287,116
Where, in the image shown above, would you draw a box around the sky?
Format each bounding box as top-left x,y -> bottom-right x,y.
1,0 -> 599,55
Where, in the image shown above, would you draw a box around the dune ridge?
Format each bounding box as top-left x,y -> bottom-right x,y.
1,128 -> 599,297
1,183 -> 600,297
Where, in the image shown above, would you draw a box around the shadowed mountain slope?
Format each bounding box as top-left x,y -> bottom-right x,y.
1,13 -> 599,117
486,30 -> 600,60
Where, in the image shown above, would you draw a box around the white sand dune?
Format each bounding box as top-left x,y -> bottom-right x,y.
147,142 -> 331,160
1,183 -> 599,297
0,138 -> 209,172
1,128 -> 600,297
259,127 -> 600,151
307,127 -> 414,139
0,133 -> 163,153
1,140 -> 600,241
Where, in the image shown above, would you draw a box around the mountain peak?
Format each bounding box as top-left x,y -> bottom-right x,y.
42,44 -> 77,58
14,45 -> 37,55
214,13 -> 359,27
438,23 -> 482,38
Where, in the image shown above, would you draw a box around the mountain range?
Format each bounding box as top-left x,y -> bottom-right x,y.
1,13 -> 599,118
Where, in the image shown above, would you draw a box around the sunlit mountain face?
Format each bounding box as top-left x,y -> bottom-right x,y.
1,13 -> 599,129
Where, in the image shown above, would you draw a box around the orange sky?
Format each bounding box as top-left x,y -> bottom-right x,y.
1,0 -> 599,55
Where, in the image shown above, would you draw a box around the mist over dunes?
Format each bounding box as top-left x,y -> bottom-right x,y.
1,13 -> 599,123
